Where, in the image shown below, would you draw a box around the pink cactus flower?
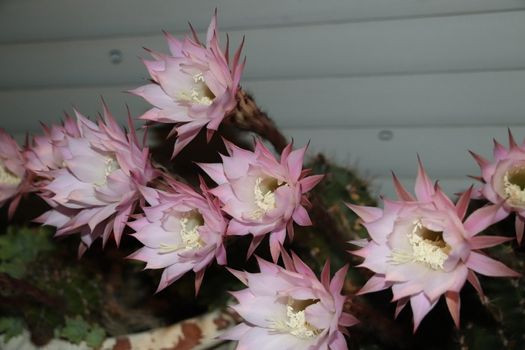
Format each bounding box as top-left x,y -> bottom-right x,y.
470,130 -> 525,243
0,129 -> 31,218
222,252 -> 357,350
198,139 -> 323,262
25,115 -> 80,178
34,107 -> 158,256
347,160 -> 520,331
130,12 -> 245,157
128,178 -> 227,293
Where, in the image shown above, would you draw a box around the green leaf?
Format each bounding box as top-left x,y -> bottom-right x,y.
0,227 -> 53,278
85,324 -> 106,348
56,316 -> 106,348
57,316 -> 90,344
0,317 -> 24,342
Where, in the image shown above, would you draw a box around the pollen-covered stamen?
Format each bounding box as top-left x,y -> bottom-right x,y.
269,299 -> 321,339
503,166 -> 525,205
250,177 -> 281,220
104,157 -> 119,177
159,210 -> 205,253
391,220 -> 450,270
0,161 -> 21,186
94,156 -> 120,186
178,72 -> 215,105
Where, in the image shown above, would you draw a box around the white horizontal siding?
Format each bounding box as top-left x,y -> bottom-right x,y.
1,0 -> 523,43
2,12 -> 525,88
283,126 -> 525,179
372,177 -> 475,201
1,70 -> 524,132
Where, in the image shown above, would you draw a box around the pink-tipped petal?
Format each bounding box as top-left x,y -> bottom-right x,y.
455,186 -> 473,220
414,157 -> 434,202
466,251 -> 520,277
464,203 -> 508,237
445,291 -> 461,328
516,215 -> 524,244
391,172 -> 415,201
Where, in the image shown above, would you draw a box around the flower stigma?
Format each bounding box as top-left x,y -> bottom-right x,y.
390,220 -> 450,270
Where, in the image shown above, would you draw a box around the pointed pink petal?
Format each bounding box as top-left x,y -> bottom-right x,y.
456,186 -> 473,220
466,251 -> 520,277
292,205 -> 312,226
469,235 -> 514,250
330,264 -> 349,294
286,146 -> 307,182
246,235 -> 265,259
516,215 -> 524,244
299,174 -> 323,193
467,270 -> 484,296
269,229 -> 286,262
414,157 -> 434,202
445,291 -> 461,328
339,312 -> 359,327
410,293 -> 437,332
391,172 -> 415,201
194,269 -> 205,295
196,162 -> 226,185
226,267 -> 248,285
493,139 -> 507,160
469,150 -> 489,168
464,204 -> 508,237
357,275 -> 392,295
508,128 -> 519,149
345,203 -> 383,223
320,259 -> 331,288
328,331 -> 348,350
395,298 -> 409,318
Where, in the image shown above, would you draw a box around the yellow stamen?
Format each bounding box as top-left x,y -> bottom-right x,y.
503,168 -> 525,206
94,156 -> 119,186
249,177 -> 280,220
178,73 -> 215,105
390,220 -> 450,270
269,299 -> 321,339
0,161 -> 21,186
159,210 -> 204,253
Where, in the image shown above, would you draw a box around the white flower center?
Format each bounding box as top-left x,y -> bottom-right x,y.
269,300 -> 321,339
249,177 -> 279,220
95,156 -> 120,186
390,220 -> 450,270
503,167 -> 525,206
178,73 -> 215,105
0,160 -> 21,186
159,210 -> 204,253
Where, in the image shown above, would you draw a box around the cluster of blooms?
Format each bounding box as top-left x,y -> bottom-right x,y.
0,11 -> 523,349
0,14 -> 348,349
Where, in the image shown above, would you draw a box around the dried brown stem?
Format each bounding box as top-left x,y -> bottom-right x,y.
0,272 -> 63,310
227,89 -> 289,153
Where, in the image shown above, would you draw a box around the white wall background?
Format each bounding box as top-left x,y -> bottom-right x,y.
1,0 -> 525,198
